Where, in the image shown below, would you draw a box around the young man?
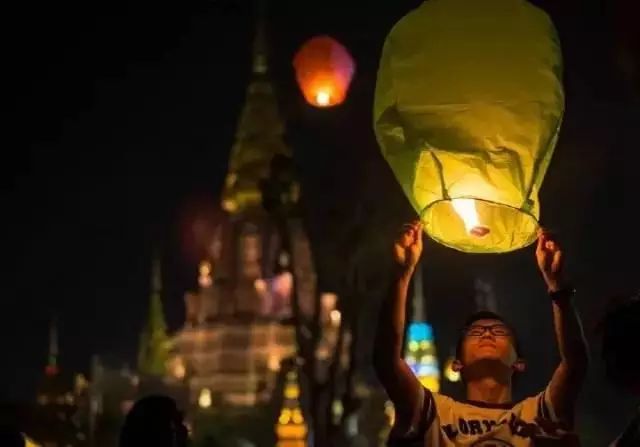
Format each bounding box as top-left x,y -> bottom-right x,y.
374,222 -> 588,446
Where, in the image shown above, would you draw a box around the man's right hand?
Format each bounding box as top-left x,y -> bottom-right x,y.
393,221 -> 423,274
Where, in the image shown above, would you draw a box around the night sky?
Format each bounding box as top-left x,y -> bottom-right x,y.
4,0 -> 639,443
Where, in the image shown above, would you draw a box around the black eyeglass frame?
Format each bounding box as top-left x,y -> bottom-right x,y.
463,323 -> 512,337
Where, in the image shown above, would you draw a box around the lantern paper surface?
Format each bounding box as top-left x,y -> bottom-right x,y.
293,36 -> 355,108
374,0 -> 564,253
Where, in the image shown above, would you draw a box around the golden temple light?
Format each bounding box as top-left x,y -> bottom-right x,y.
198,261 -> 213,287
276,370 -> 307,447
444,356 -> 461,383
198,388 -> 212,409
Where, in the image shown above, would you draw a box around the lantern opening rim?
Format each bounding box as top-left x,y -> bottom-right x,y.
420,197 -> 540,254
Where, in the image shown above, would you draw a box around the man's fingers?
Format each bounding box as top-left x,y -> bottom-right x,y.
536,231 -> 546,252
400,221 -> 422,243
413,223 -> 424,245
553,249 -> 562,266
401,224 -> 413,237
541,229 -> 559,244
413,222 -> 422,237
537,227 -> 562,253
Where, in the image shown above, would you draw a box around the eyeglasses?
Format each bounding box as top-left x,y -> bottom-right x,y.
464,324 -> 511,337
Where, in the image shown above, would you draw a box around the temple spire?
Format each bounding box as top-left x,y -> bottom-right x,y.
252,0 -> 268,75
45,316 -> 59,376
221,0 -> 291,215
138,250 -> 170,376
151,251 -> 162,294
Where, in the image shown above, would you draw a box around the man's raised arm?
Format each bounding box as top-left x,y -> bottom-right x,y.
373,221 -> 427,435
536,231 -> 589,427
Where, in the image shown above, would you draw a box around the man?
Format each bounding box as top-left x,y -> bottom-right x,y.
373,221 -> 588,446
598,291 -> 640,446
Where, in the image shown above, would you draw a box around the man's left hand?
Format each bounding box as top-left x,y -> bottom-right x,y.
536,229 -> 565,292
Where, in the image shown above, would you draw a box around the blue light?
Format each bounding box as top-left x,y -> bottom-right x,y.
415,364 -> 440,377
407,322 -> 434,342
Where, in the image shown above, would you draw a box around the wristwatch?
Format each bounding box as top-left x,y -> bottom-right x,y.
549,287 -> 576,303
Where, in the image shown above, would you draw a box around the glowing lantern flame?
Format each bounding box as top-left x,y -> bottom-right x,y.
451,198 -> 490,237
315,90 -> 331,107
293,36 -> 355,108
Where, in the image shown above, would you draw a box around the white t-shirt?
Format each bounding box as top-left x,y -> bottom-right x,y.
389,387 -> 564,446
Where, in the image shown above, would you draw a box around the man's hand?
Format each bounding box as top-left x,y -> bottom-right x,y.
536,229 -> 565,292
393,221 -> 423,275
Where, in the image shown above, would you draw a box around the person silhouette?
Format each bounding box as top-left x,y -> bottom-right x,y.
598,292 -> 640,446
119,395 -> 188,447
0,430 -> 25,447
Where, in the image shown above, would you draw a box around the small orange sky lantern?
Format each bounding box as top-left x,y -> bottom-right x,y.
293,36 -> 355,108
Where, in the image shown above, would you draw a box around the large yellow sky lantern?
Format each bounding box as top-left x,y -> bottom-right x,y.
374,0 -> 565,253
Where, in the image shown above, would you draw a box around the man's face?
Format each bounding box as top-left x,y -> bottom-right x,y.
461,319 -> 518,367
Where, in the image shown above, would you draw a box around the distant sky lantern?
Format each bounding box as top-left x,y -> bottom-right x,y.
374,0 -> 564,253
293,36 -> 355,108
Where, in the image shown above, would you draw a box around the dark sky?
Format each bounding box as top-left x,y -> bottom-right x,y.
4,0 -> 639,443
5,0 -> 254,397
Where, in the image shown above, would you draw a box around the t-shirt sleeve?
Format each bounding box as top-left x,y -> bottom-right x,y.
388,387 -> 437,446
537,386 -> 560,422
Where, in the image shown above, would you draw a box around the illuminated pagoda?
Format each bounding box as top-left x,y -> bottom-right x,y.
33,318 -> 90,446
405,322 -> 440,392
404,262 -> 440,392
168,3 -> 316,410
